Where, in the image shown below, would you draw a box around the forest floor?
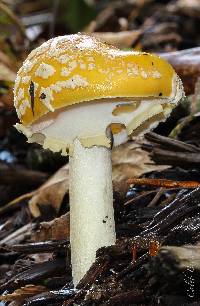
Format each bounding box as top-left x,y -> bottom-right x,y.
0,0 -> 200,305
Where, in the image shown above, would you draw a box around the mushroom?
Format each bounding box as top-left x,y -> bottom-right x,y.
13,33 -> 184,286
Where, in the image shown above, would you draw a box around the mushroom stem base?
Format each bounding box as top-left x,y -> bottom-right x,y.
69,139 -> 116,286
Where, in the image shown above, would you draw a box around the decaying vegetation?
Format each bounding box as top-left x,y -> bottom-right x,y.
0,0 -> 200,305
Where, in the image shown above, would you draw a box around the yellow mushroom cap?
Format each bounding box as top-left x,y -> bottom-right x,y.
13,33 -> 184,155
14,33 -> 181,126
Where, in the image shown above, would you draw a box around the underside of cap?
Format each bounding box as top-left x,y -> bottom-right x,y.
15,73 -> 184,155
14,34 -> 177,126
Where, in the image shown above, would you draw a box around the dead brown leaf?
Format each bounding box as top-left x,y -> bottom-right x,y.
91,30 -> 142,48
112,141 -> 166,183
0,62 -> 16,82
33,212 -> 70,241
29,164 -> 69,217
0,285 -> 46,302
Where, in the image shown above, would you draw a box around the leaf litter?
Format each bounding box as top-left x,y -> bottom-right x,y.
1,0 -> 200,305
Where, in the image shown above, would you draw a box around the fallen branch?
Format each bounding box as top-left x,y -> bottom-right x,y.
127,178 -> 200,189
143,132 -> 200,168
11,240 -> 69,254
0,258 -> 67,291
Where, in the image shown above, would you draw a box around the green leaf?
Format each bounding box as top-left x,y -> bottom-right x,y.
60,0 -> 96,32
